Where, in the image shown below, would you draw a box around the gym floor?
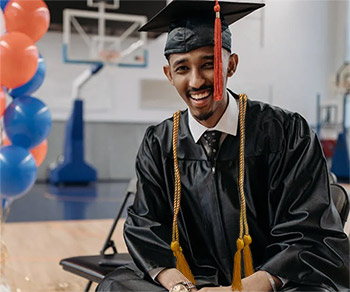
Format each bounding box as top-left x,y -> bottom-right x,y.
1,181 -> 349,292
1,181 -> 131,292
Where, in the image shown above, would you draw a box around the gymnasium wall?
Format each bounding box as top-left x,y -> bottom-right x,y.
33,0 -> 349,180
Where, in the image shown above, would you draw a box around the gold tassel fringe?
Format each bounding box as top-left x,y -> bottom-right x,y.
232,238 -> 244,291
171,241 -> 196,284
243,235 -> 254,277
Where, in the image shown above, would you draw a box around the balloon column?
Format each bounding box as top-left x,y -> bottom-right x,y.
0,0 -> 51,210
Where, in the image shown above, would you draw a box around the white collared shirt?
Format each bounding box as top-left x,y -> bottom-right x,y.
188,91 -> 239,144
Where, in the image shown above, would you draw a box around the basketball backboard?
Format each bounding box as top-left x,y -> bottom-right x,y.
63,0 -> 148,67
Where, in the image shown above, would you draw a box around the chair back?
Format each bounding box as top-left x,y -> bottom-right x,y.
330,183 -> 350,227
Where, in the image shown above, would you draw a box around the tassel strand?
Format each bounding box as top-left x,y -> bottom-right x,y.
214,1 -> 223,101
232,238 -> 244,291
243,235 -> 254,277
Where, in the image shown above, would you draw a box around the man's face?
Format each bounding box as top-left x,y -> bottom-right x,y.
163,46 -> 238,128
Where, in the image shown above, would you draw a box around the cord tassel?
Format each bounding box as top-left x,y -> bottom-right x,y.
232,238 -> 244,291
214,1 -> 223,101
171,241 -> 196,284
243,235 -> 254,277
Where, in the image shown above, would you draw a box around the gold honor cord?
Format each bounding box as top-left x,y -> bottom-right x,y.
232,94 -> 254,291
171,94 -> 253,290
171,110 -> 196,284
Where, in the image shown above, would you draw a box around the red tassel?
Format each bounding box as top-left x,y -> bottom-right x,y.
214,1 -> 223,101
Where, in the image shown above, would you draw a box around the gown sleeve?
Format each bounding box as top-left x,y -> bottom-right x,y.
259,113 -> 349,290
123,126 -> 177,275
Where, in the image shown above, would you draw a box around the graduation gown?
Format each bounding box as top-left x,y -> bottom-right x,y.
120,98 -> 349,291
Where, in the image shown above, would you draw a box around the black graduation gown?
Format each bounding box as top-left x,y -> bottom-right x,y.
121,98 -> 349,291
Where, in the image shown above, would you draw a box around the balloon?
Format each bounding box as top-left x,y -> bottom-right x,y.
0,32 -> 39,89
0,0 -> 9,11
4,95 -> 51,149
4,0 -> 50,43
0,145 -> 37,198
0,8 -> 5,36
29,139 -> 47,166
3,136 -> 47,167
0,86 -> 5,118
9,54 -> 46,98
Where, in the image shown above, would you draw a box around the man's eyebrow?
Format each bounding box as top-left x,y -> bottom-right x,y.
202,55 -> 214,60
172,58 -> 188,67
172,54 -> 214,67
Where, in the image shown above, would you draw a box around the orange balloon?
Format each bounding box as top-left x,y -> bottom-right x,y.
29,139 -> 48,167
0,87 -> 6,118
3,137 -> 47,167
3,136 -> 10,146
4,0 -> 50,43
0,32 -> 39,89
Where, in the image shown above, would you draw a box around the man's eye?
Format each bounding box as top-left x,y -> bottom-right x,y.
203,62 -> 214,69
175,66 -> 188,72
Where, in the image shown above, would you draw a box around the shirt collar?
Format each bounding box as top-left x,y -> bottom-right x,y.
188,91 -> 239,143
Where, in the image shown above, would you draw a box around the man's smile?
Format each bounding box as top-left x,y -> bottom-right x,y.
187,87 -> 213,107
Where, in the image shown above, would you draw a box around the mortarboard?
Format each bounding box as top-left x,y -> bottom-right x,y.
140,1 -> 265,291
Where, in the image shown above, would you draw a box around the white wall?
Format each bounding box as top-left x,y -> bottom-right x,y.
34,0 -> 348,127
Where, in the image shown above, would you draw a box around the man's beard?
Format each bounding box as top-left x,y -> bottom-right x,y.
194,110 -> 214,122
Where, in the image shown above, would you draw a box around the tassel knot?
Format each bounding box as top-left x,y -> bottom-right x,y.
171,240 -> 182,255
214,3 -> 220,12
236,238 -> 244,250
243,234 -> 252,245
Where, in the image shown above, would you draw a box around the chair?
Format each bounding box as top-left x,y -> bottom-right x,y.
59,178 -> 137,291
330,183 -> 350,227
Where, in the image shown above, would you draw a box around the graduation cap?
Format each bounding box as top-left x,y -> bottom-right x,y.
140,0 -> 264,102
141,1 -> 264,291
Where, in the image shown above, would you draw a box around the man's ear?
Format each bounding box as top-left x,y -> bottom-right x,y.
163,65 -> 174,85
227,53 -> 239,77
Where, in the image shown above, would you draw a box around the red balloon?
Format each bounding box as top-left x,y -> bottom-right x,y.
0,32 -> 39,89
0,87 -> 5,118
3,136 -> 47,167
4,0 -> 50,43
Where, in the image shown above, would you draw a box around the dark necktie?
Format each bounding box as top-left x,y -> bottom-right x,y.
202,131 -> 222,161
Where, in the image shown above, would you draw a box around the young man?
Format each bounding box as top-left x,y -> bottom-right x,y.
97,1 -> 349,291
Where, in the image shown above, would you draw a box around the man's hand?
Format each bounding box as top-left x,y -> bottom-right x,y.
158,269 -> 280,292
157,268 -> 198,291
198,271 -> 281,292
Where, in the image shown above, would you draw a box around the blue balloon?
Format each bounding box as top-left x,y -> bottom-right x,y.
9,54 -> 46,98
0,145 -> 37,198
4,96 -> 52,149
0,0 -> 9,11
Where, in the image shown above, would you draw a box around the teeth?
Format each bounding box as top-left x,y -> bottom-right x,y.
190,91 -> 211,100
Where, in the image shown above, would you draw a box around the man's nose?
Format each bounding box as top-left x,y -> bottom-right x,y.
189,69 -> 205,89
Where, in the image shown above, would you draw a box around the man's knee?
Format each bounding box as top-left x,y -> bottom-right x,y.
279,282 -> 332,292
96,265 -> 166,292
